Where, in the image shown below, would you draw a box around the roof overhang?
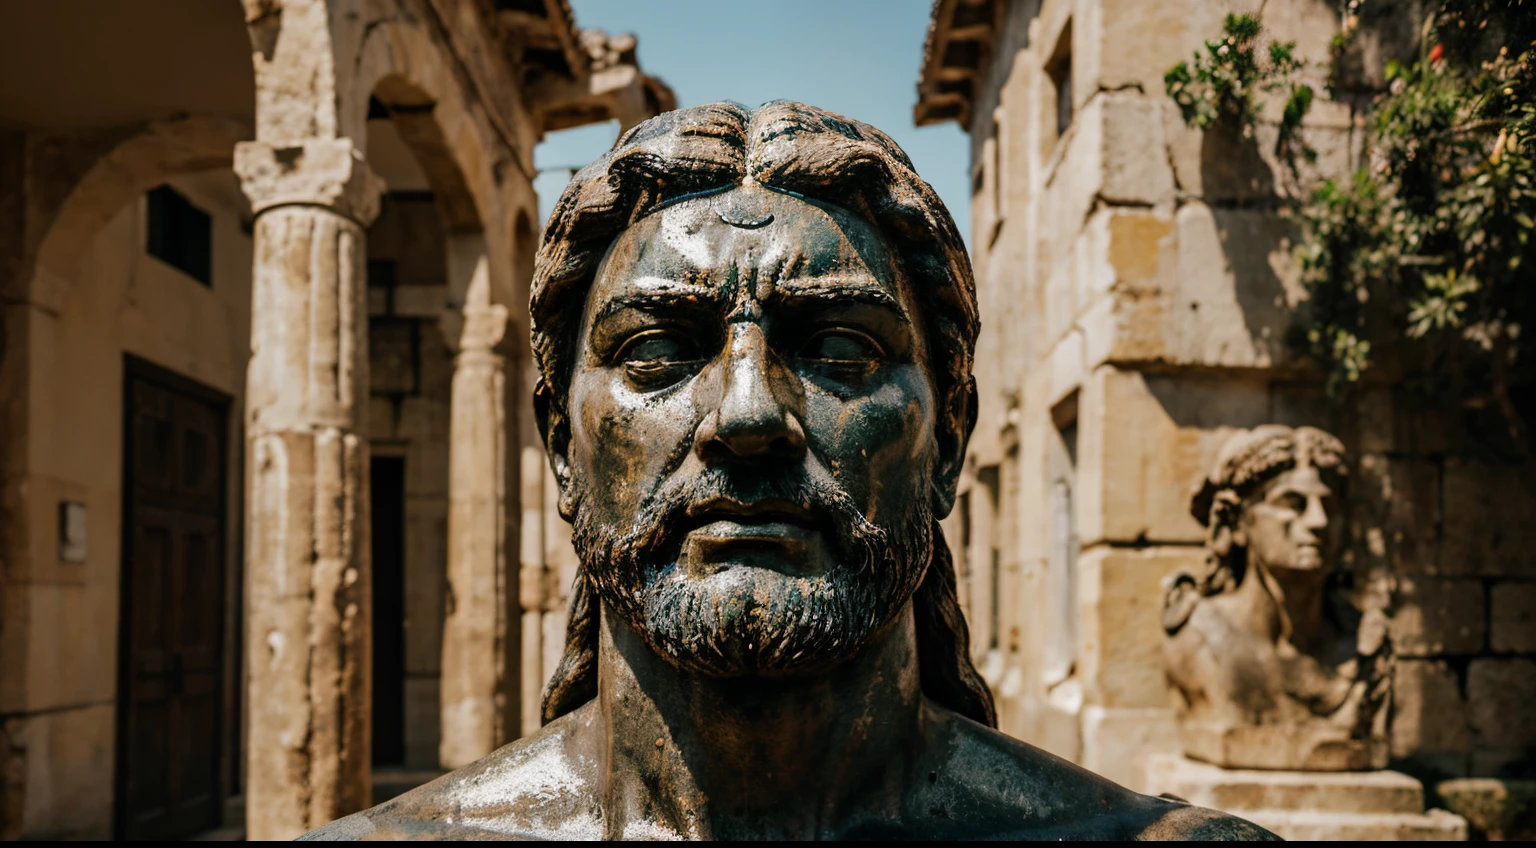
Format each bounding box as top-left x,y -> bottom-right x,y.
495,1 -> 676,136
914,0 -> 998,128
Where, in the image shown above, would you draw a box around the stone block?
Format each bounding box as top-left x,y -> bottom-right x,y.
1088,0 -> 1242,103
1038,92 -> 1175,262
15,704 -> 113,839
1076,547 -> 1201,708
1147,754 -> 1425,814
1350,455 -> 1441,577
1087,202 -> 1306,370
1491,582 -> 1536,654
1391,659 -> 1472,760
1077,366 -> 1270,547
1468,659 -> 1536,754
1391,577 -> 1486,657
1442,458 -> 1536,578
1098,94 -> 1176,208
1435,778 -> 1536,841
1243,808 -> 1467,841
1080,706 -> 1180,794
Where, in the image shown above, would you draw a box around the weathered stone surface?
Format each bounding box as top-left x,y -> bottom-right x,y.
1436,778 -> 1536,841
1243,807 -> 1467,841
1077,366 -> 1270,547
1088,0 -> 1239,98
1147,754 -> 1469,840
440,298 -> 513,770
10,705 -> 114,840
1392,659 -> 1472,762
1442,458 -> 1536,578
234,139 -> 384,226
1080,706 -> 1180,794
1077,547 -> 1198,708
240,199 -> 374,839
1148,753 -> 1425,814
1467,659 -> 1536,756
1392,577 -> 1486,657
1349,454 -> 1441,577
1491,582 -> 1536,653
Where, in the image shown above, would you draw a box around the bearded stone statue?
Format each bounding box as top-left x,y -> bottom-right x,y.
303,101 -> 1274,840
1163,425 -> 1393,771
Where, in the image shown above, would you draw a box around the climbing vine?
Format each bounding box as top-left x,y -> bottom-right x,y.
1167,1 -> 1536,448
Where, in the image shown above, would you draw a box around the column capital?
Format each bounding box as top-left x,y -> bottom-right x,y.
235,138 -> 385,227
441,303 -> 511,356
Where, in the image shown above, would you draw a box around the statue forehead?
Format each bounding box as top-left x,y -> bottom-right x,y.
594,185 -> 901,288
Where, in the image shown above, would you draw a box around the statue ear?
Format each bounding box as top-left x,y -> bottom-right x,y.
931,377 -> 978,518
534,381 -> 578,521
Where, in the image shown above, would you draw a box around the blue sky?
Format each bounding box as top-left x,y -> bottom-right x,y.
532,0 -> 973,244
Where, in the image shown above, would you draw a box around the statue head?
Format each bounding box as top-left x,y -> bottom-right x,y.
530,101 -> 992,728
1190,425 -> 1348,590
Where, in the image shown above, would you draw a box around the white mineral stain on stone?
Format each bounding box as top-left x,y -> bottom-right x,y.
458,732 -> 603,839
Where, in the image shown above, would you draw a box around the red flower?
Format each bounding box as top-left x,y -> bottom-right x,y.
1429,43 -> 1445,64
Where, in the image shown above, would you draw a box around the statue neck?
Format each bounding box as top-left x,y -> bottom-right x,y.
1251,558 -> 1329,647
594,602 -> 925,840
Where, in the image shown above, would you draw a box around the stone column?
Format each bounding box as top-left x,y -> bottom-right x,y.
235,138 -> 383,840
438,242 -> 514,769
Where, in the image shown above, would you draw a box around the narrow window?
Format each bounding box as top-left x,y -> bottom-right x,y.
146,185 -> 212,286
1043,20 -> 1074,154
1045,393 -> 1079,682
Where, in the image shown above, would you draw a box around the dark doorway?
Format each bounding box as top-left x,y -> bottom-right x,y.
116,357 -> 228,840
371,455 -> 407,766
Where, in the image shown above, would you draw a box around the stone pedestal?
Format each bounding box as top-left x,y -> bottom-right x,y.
1147,754 -> 1469,840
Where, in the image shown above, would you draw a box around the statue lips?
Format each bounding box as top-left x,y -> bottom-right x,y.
679,496 -> 825,576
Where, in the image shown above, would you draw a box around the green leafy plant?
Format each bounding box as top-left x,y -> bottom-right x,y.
1170,1 -> 1536,447
1164,13 -> 1318,164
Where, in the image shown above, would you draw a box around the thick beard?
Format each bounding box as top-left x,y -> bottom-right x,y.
570,467 -> 933,677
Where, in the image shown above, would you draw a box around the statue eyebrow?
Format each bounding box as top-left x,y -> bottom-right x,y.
769,277 -> 901,310
594,280 -> 723,320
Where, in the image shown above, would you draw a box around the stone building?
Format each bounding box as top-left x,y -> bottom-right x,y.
917,0 -> 1535,827
0,0 -> 668,840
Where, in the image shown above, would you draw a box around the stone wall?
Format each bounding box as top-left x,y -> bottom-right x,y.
943,0 -> 1532,794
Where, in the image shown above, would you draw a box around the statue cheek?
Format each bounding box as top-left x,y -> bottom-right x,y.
806,375 -> 934,506
573,372 -> 696,510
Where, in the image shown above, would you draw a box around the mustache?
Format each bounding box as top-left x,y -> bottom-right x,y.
609,465 -> 886,572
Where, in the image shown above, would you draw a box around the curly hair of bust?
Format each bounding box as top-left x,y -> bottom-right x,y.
533,100 -> 993,728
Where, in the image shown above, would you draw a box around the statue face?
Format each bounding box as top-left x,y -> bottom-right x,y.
559,185 -> 943,677
1241,465 -> 1336,572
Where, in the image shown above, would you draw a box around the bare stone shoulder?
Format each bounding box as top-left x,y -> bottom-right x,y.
298,709 -> 603,841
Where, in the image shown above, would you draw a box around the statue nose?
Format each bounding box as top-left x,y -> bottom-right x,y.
695,323 -> 806,462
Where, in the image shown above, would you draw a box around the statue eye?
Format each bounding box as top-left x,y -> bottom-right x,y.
615,330 -> 702,389
803,329 -> 884,363
1276,492 -> 1307,512
617,330 -> 698,364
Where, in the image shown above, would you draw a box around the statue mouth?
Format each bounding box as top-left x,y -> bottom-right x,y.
678,497 -> 826,574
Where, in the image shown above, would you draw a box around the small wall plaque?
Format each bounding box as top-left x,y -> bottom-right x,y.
59,501 -> 87,564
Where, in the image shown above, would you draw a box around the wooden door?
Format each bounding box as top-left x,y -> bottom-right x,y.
117,359 -> 228,840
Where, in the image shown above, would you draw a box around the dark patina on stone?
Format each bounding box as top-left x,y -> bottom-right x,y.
302,101 -> 1279,841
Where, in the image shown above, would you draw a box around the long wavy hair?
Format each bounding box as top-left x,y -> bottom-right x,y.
529,101 -> 994,728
